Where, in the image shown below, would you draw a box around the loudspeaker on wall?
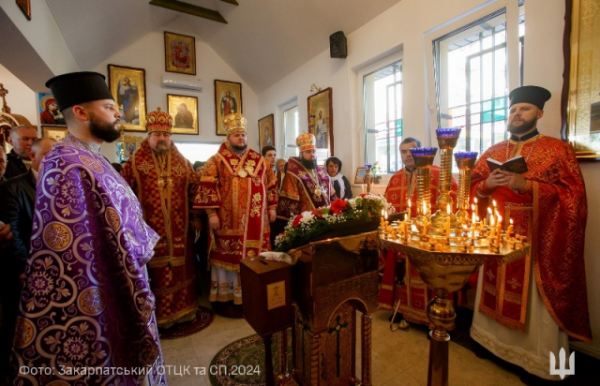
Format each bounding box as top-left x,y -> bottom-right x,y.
330,31 -> 347,58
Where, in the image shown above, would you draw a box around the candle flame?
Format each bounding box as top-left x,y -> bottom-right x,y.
510,218 -> 513,225
493,200 -> 497,207
408,198 -> 411,207
446,204 -> 451,214
474,197 -> 478,204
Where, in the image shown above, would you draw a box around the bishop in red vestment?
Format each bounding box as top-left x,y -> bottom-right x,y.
194,113 -> 278,305
122,108 -> 200,329
277,133 -> 335,220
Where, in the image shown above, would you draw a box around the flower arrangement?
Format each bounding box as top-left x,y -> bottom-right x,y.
274,194 -> 395,252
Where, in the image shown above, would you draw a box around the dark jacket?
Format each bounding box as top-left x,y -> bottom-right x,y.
332,175 -> 353,200
4,149 -> 28,180
0,168 -> 36,268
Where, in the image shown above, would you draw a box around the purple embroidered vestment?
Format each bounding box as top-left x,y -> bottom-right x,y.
11,134 -> 167,386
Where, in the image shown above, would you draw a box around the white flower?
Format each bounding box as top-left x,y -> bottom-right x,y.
300,211 -> 314,224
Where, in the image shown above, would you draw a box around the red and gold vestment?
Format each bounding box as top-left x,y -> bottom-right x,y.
193,143 -> 278,303
470,134 -> 591,341
277,157 -> 335,219
122,139 -> 199,327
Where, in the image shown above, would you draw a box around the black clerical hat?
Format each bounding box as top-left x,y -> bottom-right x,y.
509,85 -> 551,110
45,72 -> 114,111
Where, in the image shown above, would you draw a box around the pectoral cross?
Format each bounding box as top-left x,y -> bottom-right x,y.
327,315 -> 348,377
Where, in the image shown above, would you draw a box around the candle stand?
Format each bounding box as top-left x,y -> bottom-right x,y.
378,130 -> 530,386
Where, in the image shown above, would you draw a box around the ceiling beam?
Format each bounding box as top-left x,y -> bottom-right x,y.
220,0 -> 239,5
149,0 -> 227,24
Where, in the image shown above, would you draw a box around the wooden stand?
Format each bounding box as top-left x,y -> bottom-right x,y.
290,230 -> 380,386
240,257 -> 294,386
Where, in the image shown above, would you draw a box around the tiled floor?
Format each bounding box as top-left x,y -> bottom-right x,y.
160,301 -> 529,386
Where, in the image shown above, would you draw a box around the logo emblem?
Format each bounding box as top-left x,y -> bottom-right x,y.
549,348 -> 575,379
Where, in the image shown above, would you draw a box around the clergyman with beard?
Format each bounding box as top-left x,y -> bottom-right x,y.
469,85 -> 591,384
122,107 -> 200,329
193,113 -> 277,313
277,132 -> 336,221
10,72 -> 167,385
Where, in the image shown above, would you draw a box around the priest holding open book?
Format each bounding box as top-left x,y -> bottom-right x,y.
469,85 -> 591,384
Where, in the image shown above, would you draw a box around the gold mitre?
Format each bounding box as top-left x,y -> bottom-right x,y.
146,107 -> 173,134
224,113 -> 247,135
296,132 -> 316,152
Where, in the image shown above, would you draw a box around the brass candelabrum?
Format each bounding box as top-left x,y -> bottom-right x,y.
379,129 -> 529,386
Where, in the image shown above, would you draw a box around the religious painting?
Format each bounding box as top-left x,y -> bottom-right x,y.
108,64 -> 147,132
16,0 -> 31,21
42,125 -> 68,142
354,167 -> 367,184
164,31 -> 196,76
308,87 -> 334,155
214,80 -> 242,136
116,134 -> 144,163
38,93 -> 66,127
258,114 -> 274,149
563,0 -> 600,160
167,94 -> 198,135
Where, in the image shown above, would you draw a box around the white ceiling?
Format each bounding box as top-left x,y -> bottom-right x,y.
46,0 -> 403,93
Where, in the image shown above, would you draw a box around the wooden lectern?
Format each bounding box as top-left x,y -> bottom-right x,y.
290,230 -> 379,386
240,257 -> 294,386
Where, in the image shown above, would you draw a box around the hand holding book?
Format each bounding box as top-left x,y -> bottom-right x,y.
486,155 -> 528,174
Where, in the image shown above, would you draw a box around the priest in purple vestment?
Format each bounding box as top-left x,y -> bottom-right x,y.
10,72 -> 167,386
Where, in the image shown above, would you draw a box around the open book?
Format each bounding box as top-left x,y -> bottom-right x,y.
486,155 -> 528,173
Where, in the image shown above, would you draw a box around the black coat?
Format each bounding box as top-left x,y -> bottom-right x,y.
332,175 -> 353,200
0,168 -> 36,268
4,149 -> 28,180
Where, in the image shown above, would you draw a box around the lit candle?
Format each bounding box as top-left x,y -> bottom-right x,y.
380,209 -> 385,228
474,197 -> 478,205
496,215 -> 502,246
489,215 -> 495,238
506,219 -> 514,239
407,199 -> 411,221
423,201 -> 427,217
471,204 -> 476,225
384,210 -> 389,227
446,204 -> 451,238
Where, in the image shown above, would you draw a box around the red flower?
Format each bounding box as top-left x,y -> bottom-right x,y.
330,199 -> 348,215
292,215 -> 302,227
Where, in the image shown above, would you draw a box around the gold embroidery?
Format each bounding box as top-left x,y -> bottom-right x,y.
137,160 -> 153,174
173,163 -> 185,177
507,277 -> 522,290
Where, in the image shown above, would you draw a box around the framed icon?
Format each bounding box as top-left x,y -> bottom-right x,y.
167,94 -> 199,135
258,114 -> 275,149
164,31 -> 196,76
108,64 -> 147,132
308,87 -> 334,155
214,80 -> 242,136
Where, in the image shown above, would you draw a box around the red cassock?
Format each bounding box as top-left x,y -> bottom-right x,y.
470,135 -> 591,341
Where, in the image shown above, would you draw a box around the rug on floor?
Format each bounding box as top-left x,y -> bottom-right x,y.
159,305 -> 214,339
209,331 -> 292,386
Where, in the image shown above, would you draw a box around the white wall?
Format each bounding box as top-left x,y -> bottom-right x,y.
258,0 -> 600,357
90,30 -> 258,162
0,63 -> 39,128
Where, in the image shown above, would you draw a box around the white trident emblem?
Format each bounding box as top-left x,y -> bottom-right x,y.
549,348 -> 575,379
